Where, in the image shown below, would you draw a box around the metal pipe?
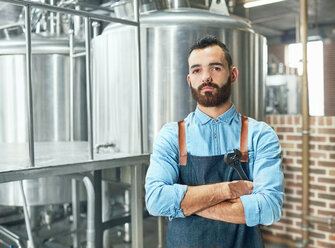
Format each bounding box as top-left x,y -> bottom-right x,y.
83,176 -> 95,248
0,0 -> 138,26
131,165 -> 143,248
58,0 -> 76,6
254,35 -> 260,120
28,207 -> 37,233
50,0 -> 55,34
4,28 -> 9,39
134,0 -> 144,155
102,0 -> 132,9
19,181 -> 35,248
69,29 -> 75,142
124,189 -> 131,242
73,52 -> 87,58
134,2 -> 145,246
158,216 -> 165,248
74,5 -> 81,36
0,21 -> 24,30
133,0 -> 145,244
300,0 -> 310,247
71,178 -> 80,248
0,225 -> 24,248
24,4 -> 35,168
78,1 -> 117,12
93,171 -> 102,247
0,154 -> 150,184
92,21 -> 100,38
307,215 -> 335,227
85,17 -> 94,160
70,173 -> 96,248
296,14 -> 300,43
56,12 -> 61,35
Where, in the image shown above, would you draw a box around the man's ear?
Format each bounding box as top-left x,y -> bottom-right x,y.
187,74 -> 191,87
230,67 -> 238,83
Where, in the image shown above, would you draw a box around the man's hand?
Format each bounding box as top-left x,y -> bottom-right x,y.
180,180 -> 253,216
226,180 -> 253,199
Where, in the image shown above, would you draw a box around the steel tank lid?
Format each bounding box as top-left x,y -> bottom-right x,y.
103,8 -> 254,33
140,8 -> 253,30
0,34 -> 84,55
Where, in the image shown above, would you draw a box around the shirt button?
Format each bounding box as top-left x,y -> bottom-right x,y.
213,134 -> 217,138
213,120 -> 217,123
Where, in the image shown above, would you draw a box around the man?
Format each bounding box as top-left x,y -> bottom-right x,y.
145,35 -> 284,248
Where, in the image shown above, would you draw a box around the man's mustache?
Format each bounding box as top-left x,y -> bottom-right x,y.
198,82 -> 219,90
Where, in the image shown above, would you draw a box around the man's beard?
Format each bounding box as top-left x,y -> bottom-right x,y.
190,77 -> 231,107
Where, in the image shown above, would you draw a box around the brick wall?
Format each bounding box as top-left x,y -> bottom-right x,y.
262,115 -> 335,248
269,44 -> 286,63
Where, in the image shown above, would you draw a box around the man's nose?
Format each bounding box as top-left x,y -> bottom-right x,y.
202,70 -> 212,83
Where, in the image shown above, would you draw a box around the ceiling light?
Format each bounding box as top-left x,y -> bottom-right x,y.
244,0 -> 285,8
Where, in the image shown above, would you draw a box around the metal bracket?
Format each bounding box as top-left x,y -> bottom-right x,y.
328,215 -> 334,228
300,225 -> 311,231
301,129 -> 311,134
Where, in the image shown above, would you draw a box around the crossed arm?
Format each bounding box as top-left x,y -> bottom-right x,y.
145,122 -> 283,226
180,180 -> 253,224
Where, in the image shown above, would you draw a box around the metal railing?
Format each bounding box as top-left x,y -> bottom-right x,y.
0,1 -> 144,247
0,0 -> 142,166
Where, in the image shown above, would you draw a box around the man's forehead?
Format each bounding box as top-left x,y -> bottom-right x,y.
188,46 -> 227,66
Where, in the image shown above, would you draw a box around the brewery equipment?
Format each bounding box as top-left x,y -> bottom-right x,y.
0,34 -> 87,205
93,5 -> 267,153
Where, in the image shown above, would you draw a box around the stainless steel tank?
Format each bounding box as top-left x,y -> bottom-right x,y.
0,34 -> 87,206
92,26 -> 141,246
93,8 -> 267,153
141,8 -> 267,152
92,26 -> 141,155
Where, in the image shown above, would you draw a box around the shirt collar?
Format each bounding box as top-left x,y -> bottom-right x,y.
195,104 -> 237,125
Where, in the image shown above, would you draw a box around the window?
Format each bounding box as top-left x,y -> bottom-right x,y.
287,41 -> 324,116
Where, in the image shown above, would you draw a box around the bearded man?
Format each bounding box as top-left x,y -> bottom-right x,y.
145,35 -> 284,248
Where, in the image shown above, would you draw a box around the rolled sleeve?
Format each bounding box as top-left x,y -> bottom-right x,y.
241,123 -> 284,227
145,123 -> 188,219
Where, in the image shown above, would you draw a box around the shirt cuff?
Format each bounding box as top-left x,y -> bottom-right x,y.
169,184 -> 188,220
240,194 -> 259,227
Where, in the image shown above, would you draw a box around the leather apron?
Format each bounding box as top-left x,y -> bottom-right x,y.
166,116 -> 264,248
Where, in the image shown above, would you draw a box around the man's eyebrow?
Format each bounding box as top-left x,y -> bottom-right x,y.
190,64 -> 201,69
209,62 -> 224,67
190,62 -> 224,69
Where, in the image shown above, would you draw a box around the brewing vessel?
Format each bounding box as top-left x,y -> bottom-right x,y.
93,7 -> 267,153
0,34 -> 87,206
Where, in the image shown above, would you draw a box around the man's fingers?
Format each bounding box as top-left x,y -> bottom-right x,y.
228,180 -> 254,198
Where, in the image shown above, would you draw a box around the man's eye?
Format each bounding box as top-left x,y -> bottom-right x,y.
192,69 -> 200,74
213,67 -> 221,71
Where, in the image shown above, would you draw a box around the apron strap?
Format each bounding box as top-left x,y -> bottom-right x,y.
178,120 -> 187,166
178,115 -> 248,165
240,115 -> 249,162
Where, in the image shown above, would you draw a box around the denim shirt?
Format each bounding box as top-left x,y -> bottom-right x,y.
145,104 -> 284,227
